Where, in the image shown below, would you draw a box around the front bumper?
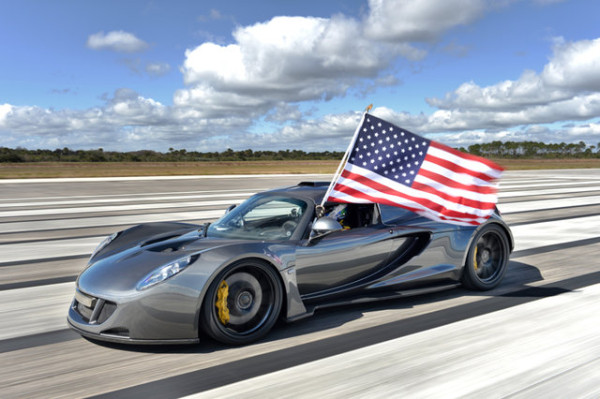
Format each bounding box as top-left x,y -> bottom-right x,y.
67,287 -> 201,344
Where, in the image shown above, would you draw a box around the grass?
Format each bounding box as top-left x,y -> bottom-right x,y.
1,158 -> 600,179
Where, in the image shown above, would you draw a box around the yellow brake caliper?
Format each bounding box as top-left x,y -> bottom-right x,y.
216,280 -> 230,325
473,246 -> 479,270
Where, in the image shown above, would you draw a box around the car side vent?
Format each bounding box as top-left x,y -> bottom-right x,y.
298,181 -> 330,187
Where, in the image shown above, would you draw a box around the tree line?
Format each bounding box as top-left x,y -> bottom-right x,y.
1,140 -> 599,163
459,140 -> 599,158
0,147 -> 345,163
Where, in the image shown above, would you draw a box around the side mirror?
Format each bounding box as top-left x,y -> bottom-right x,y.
224,204 -> 237,215
311,218 -> 343,237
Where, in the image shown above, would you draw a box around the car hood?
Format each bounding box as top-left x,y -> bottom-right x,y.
77,222 -> 263,298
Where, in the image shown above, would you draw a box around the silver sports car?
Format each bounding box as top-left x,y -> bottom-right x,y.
68,182 -> 513,345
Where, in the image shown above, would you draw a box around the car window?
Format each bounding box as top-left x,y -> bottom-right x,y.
379,204 -> 419,224
245,200 -> 303,222
208,195 -> 307,240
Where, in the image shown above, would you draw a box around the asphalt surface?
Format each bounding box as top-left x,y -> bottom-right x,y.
1,170 -> 599,398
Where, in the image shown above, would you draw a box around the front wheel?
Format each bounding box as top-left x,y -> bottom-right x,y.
462,224 -> 509,291
201,260 -> 283,345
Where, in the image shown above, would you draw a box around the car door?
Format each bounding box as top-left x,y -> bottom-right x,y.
294,224 -> 396,297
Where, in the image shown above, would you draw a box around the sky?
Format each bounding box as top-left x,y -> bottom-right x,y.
1,0 -> 600,152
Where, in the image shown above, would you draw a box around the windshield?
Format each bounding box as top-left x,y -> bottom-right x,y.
207,195 -> 308,240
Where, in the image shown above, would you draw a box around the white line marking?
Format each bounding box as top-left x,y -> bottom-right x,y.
511,214 -> 600,252
500,195 -> 600,214
0,174 -> 331,184
0,192 -> 255,208
0,188 -> 267,203
500,185 -> 600,198
0,198 -> 244,218
0,282 -> 75,340
0,210 -> 225,234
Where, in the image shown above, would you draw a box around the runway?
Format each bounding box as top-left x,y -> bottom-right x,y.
1,170 -> 599,398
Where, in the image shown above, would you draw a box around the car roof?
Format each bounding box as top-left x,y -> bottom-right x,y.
263,181 -> 329,204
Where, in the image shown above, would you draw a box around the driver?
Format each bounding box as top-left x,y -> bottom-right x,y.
325,204 -> 351,230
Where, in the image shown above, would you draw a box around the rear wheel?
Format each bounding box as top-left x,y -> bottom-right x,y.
201,260 -> 283,345
462,224 -> 509,291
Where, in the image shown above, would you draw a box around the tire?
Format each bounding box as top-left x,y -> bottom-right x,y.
201,260 -> 283,345
462,224 -> 510,291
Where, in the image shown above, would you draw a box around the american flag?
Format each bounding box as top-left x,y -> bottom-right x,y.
326,114 -> 503,226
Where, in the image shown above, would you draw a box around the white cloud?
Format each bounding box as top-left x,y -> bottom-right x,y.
364,0 -> 485,42
0,104 -> 13,125
177,0 -> 490,119
179,15 -> 400,108
86,31 -> 149,53
146,62 -> 171,77
425,37 -> 600,130
541,37 -> 600,91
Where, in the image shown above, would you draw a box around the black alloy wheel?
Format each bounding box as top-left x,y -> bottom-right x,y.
462,224 -> 510,291
201,260 -> 283,345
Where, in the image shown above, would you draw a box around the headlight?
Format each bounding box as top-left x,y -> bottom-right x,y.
136,255 -> 195,291
90,232 -> 119,260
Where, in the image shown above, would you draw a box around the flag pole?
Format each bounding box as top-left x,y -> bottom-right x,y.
318,104 -> 373,213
